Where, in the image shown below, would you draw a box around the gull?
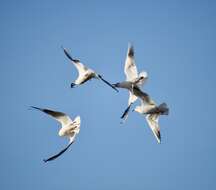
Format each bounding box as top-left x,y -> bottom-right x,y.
62,47 -> 118,92
31,106 -> 81,162
113,44 -> 148,121
133,93 -> 169,143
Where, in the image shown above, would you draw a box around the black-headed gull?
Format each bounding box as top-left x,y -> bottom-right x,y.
62,47 -> 118,92
31,106 -> 81,162
113,44 -> 148,121
133,95 -> 169,143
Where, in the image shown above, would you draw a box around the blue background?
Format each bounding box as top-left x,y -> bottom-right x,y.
0,0 -> 215,189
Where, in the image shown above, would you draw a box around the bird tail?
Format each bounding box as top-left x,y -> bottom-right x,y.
158,103 -> 169,115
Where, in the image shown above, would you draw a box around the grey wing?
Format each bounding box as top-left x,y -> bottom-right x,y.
31,106 -> 72,126
132,87 -> 153,104
146,114 -> 161,143
128,91 -> 138,105
124,44 -> 138,81
120,103 -> 132,122
73,61 -> 89,76
62,47 -> 89,75
43,140 -> 74,162
120,92 -> 137,122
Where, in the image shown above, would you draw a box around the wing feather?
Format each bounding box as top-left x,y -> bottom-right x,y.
43,140 -> 74,162
62,47 -> 88,75
128,91 -> 138,105
146,114 -> 161,143
124,44 -> 138,81
31,106 -> 72,126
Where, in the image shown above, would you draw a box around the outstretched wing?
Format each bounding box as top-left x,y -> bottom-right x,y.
120,92 -> 137,122
43,140 -> 75,163
31,106 -> 72,126
133,87 -> 156,105
120,103 -> 132,121
62,47 -> 89,75
97,74 -> 119,92
146,114 -> 161,143
124,44 -> 138,81
43,123 -> 79,163
128,91 -> 138,105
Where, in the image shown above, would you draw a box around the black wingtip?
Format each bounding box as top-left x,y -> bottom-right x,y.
98,75 -> 119,92
42,141 -> 74,163
62,47 -> 80,63
71,83 -> 76,88
114,88 -> 119,93
62,47 -> 73,61
61,45 -> 67,53
157,130 -> 161,144
30,106 -> 42,111
120,103 -> 132,119
60,45 -> 64,50
43,159 -> 48,163
128,44 -> 134,57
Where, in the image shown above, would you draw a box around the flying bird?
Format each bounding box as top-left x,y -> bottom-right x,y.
31,106 -> 81,162
113,44 -> 148,121
62,47 -> 118,92
133,94 -> 169,143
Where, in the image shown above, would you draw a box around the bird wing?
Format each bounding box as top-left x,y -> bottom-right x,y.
43,117 -> 81,163
62,47 -> 89,75
43,140 -> 74,163
120,92 -> 137,121
97,75 -> 119,92
31,106 -> 73,126
132,87 -> 156,107
145,114 -> 161,143
124,44 -> 138,81
120,103 -> 132,121
128,91 -> 138,105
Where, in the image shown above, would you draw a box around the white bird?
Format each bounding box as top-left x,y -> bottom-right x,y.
62,47 -> 118,92
113,44 -> 148,121
133,94 -> 169,143
31,106 -> 81,162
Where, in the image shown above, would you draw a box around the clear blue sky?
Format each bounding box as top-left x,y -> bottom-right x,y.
1,0 -> 216,189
